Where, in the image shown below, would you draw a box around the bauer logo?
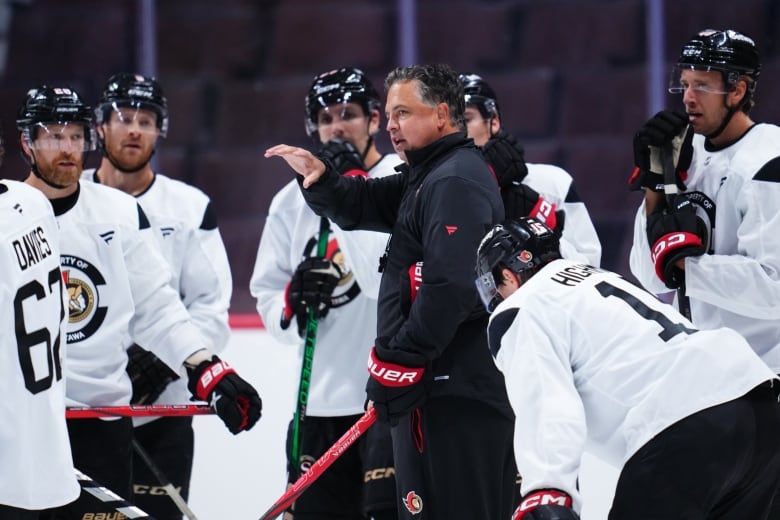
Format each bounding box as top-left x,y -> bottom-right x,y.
403,490 -> 423,515
61,254 -> 108,343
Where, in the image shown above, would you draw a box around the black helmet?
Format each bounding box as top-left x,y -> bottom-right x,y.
459,73 -> 499,119
676,29 -> 760,87
475,217 -> 561,312
97,73 -> 169,136
16,85 -> 96,149
304,67 -> 381,137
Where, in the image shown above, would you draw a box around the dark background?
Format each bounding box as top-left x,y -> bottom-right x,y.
1,0 -> 778,313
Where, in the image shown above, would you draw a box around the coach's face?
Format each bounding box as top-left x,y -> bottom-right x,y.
385,80 -> 447,162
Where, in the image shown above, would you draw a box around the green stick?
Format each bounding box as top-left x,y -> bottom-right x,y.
290,216 -> 331,471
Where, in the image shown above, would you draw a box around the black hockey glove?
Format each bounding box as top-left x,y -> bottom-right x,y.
187,355 -> 262,434
481,129 -> 529,188
502,182 -> 565,234
281,257 -> 343,337
126,343 -> 180,405
646,196 -> 707,289
629,110 -> 693,192
513,489 -> 580,520
366,338 -> 428,426
316,138 -> 367,177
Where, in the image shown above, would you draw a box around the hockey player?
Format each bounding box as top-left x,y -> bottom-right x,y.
266,64 -> 516,520
16,85 -> 261,519
476,216 -> 780,519
459,73 -> 601,266
1,178 -> 80,518
251,67 -> 398,520
628,28 -> 780,517
81,72 -> 233,519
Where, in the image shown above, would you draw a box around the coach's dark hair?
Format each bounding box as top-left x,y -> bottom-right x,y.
385,64 -> 465,130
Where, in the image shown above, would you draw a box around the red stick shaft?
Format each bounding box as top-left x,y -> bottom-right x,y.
66,404 -> 214,419
257,408 -> 377,520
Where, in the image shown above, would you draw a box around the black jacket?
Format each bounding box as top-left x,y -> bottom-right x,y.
301,132 -> 512,417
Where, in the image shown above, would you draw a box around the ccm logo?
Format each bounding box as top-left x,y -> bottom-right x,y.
518,490 -> 572,511
651,232 -> 700,263
368,348 -> 423,387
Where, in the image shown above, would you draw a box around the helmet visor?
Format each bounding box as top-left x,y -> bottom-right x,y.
305,100 -> 369,137
668,65 -> 731,95
100,102 -> 165,136
27,122 -> 95,152
475,271 -> 502,313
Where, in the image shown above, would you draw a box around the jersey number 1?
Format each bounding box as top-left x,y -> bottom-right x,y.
595,281 -> 696,341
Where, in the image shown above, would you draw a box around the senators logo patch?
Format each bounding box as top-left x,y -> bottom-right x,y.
61,255 -> 107,343
402,490 -> 423,515
302,234 -> 360,308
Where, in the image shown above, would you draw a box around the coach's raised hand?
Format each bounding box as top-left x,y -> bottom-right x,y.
265,144 -> 327,189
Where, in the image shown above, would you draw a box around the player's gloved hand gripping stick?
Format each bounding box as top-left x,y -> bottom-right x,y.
289,216 -> 331,471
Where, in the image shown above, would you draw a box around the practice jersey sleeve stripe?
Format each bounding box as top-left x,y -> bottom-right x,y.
752,156 -> 780,183
488,307 -> 518,358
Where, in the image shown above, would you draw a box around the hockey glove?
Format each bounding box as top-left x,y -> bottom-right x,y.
126,343 -> 180,405
281,257 -> 343,337
513,489 -> 580,520
646,196 -> 707,289
366,339 -> 428,426
629,110 -> 693,192
502,182 -> 564,234
481,129 -> 529,188
187,355 -> 262,434
316,138 -> 368,177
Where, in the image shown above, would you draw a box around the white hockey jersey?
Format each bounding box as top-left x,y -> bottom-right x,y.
629,123 -> 780,372
488,259 -> 775,511
523,163 -> 601,266
52,180 -> 209,407
250,154 -> 400,416
0,180 -> 79,509
83,170 -> 232,420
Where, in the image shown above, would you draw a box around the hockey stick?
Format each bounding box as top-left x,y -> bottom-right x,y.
662,141 -> 692,320
133,439 -> 199,520
258,408 -> 377,520
290,216 -> 331,469
74,468 -> 152,519
66,404 -> 214,419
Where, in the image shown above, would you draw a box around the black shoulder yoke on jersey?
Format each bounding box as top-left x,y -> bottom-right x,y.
753,156 -> 780,183
488,307 -> 518,358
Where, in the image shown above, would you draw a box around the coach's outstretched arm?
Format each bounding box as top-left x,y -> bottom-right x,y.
265,145 -> 326,189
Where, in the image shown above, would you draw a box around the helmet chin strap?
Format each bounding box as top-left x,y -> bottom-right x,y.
704,98 -> 738,142
20,149 -> 68,190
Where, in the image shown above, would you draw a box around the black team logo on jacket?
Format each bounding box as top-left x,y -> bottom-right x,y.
61,255 -> 108,343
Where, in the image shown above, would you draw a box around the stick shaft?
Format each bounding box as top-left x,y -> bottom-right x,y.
66,404 -> 213,419
662,142 -> 692,321
133,439 -> 199,520
290,216 -> 331,467
258,408 -> 377,520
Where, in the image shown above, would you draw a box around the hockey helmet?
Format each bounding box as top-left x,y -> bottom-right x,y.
97,73 -> 169,136
672,29 -> 760,95
475,217 -> 561,312
304,67 -> 381,137
16,85 -> 96,151
459,73 -> 499,119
